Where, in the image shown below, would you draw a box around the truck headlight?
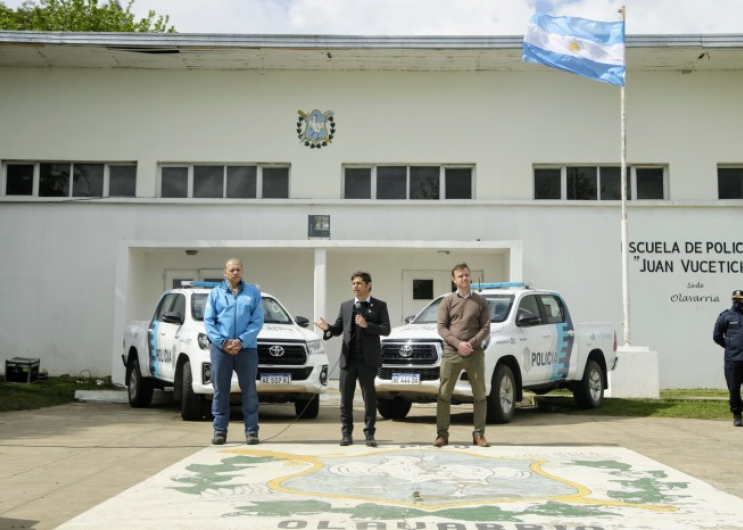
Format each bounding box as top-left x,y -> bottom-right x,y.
307,339 -> 325,355
198,333 -> 210,350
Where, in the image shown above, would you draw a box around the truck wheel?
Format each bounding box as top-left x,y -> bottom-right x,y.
573,359 -> 605,409
127,357 -> 154,408
181,361 -> 206,421
295,397 -> 320,419
486,364 -> 516,424
377,397 -> 412,420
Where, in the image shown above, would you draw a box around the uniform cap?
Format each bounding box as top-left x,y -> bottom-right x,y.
733,290 -> 743,299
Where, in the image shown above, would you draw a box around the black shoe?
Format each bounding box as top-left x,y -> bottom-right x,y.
339,435 -> 353,446
734,413 -> 742,427
212,431 -> 227,445
365,436 -> 378,447
246,433 -> 260,445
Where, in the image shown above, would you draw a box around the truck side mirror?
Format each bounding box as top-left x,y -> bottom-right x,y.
163,312 -> 184,325
294,316 -> 310,328
516,313 -> 541,327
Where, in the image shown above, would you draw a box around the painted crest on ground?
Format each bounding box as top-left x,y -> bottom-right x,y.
58,445 -> 743,530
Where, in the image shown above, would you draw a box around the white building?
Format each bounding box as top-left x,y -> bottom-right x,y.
1,31 -> 741,389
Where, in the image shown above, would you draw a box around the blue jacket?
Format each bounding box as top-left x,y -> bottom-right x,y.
204,280 -> 264,350
713,307 -> 743,362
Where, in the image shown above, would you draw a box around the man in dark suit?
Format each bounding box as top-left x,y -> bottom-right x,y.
315,272 -> 391,447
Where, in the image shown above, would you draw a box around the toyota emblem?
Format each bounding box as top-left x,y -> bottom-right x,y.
399,345 -> 413,358
269,345 -> 285,357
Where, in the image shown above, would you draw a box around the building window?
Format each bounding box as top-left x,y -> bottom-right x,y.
159,165 -> 288,199
343,165 -> 473,200
5,164 -> 34,196
109,166 -> 137,197
2,162 -> 137,198
413,279 -> 434,300
534,165 -> 667,200
718,167 -> 743,199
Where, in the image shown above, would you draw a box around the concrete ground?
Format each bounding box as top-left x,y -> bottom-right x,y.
1,390 -> 742,530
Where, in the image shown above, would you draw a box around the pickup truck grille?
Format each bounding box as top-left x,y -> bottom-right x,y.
380,341 -> 441,365
378,367 -> 440,381
257,342 -> 308,366
256,367 -> 314,381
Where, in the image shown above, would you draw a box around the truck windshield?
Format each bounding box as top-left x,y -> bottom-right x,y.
191,294 -> 293,324
412,295 -> 514,324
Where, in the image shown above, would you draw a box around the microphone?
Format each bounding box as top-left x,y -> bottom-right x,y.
354,302 -> 362,310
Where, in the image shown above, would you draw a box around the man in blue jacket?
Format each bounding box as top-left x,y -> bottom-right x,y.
204,258 -> 264,444
713,289 -> 743,427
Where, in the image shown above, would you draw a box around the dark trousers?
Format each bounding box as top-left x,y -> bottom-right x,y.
339,356 -> 377,437
724,360 -> 743,414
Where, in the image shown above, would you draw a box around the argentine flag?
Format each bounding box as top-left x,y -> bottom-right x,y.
523,14 -> 626,86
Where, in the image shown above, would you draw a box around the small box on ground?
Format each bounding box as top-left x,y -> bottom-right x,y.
5,357 -> 41,383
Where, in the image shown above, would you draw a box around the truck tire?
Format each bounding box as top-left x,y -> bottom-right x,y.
573,359 -> 605,409
486,364 -> 516,424
377,397 -> 412,420
181,361 -> 207,421
127,357 -> 154,408
295,396 -> 320,419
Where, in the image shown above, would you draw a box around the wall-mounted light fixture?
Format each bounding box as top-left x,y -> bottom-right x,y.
308,215 -> 330,238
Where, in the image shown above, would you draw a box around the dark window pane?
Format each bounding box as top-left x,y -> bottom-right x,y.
377,166 -> 406,199
194,165 -> 224,198
534,168 -> 561,199
636,168 -> 664,199
39,163 -> 70,197
109,166 -> 136,197
599,166 -> 621,200
227,166 -> 256,198
567,166 -> 597,200
6,164 -> 33,195
263,167 -> 289,198
410,166 -> 440,200
413,279 -> 434,300
162,167 -> 188,198
445,168 -> 472,199
344,168 -> 371,199
718,168 -> 743,199
73,164 -> 104,197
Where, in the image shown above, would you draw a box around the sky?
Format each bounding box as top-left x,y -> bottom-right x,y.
3,0 -> 743,35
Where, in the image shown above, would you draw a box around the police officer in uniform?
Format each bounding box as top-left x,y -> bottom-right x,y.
713,289 -> 743,427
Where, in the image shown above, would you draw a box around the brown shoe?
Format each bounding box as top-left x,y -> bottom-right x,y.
433,435 -> 448,447
473,432 -> 490,447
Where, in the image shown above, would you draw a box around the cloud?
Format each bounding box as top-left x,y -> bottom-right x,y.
3,0 -> 743,34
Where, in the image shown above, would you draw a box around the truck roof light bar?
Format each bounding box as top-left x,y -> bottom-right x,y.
180,281 -> 221,288
471,282 -> 532,290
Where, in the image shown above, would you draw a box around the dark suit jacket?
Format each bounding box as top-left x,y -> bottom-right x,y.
324,297 -> 391,369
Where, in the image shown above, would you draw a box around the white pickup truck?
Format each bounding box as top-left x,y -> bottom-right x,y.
375,283 -> 617,423
122,283 -> 329,421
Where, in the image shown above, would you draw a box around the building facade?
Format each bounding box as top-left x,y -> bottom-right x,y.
1,32 -> 741,388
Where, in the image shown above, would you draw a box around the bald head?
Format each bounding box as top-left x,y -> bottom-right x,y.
223,258 -> 244,288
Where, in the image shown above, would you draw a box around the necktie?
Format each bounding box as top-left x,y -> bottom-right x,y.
354,302 -> 367,359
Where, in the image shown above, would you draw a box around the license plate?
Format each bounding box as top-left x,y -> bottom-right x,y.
261,373 -> 291,384
392,373 -> 420,384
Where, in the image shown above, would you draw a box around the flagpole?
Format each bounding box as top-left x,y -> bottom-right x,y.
619,5 -> 630,346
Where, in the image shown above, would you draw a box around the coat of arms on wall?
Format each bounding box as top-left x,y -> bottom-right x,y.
297,109 -> 336,149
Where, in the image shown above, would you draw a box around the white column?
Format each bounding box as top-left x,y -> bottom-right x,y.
509,240 -> 524,282
313,247 -> 327,326
110,240 -> 130,386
